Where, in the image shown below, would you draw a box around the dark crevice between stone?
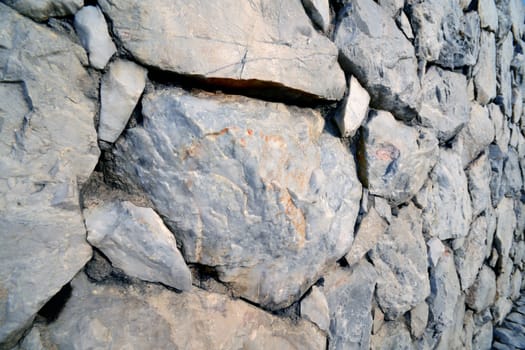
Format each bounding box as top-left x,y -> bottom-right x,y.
147,66 -> 332,108
84,0 -> 98,6
37,283 -> 72,323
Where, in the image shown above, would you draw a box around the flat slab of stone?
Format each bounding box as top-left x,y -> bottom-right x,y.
106,87 -> 362,310
41,274 -> 326,350
98,0 -> 346,101
0,5 -> 99,347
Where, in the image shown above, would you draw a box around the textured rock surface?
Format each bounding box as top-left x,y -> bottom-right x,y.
42,274 -> 326,349
369,203 -> 430,320
335,0 -> 420,120
455,103 -> 494,167
106,87 -> 362,309
420,66 -> 470,142
466,265 -> 496,312
345,208 -> 387,266
99,60 -> 147,143
300,286 -> 330,333
455,215 -> 488,291
1,0 -> 83,21
0,6 -> 98,347
322,261 -> 377,350
84,201 -> 192,291
359,110 -> 438,205
74,6 -> 116,70
98,0 -> 345,101
474,31 -> 497,105
478,0 -> 498,31
335,76 -> 370,138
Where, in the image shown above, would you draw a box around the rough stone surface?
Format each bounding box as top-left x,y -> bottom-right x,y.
423,149 -> 472,240
359,110 -> 438,205
0,6 -> 99,347
84,200 -> 192,291
466,265 -> 496,312
322,261 -> 377,350
345,208 -> 387,266
300,286 -> 330,333
408,0 -> 480,68
369,203 -> 430,320
371,320 -> 415,350
302,0 -> 330,32
335,0 -> 420,120
454,215 -> 487,291
495,198 -> 517,261
106,87 -> 362,310
474,31 -> 497,105
410,302 -> 429,339
1,0 -> 83,21
467,153 -> 492,217
420,66 -> 470,142
42,273 -> 326,349
335,76 -> 370,138
74,6 -> 116,70
473,321 -> 493,350
478,0 -> 498,31
99,60 -> 147,143
98,0 -> 345,101
455,103 -> 494,167
497,33 -> 514,117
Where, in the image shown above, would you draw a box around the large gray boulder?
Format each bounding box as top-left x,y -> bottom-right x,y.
106,87 -> 362,310
322,261 -> 377,350
41,274 -> 326,350
359,110 -> 438,205
1,0 -> 83,21
84,201 -> 192,292
0,5 -> 99,348
334,0 -> 420,120
369,203 -> 430,320
423,150 -> 472,240
97,0 -> 345,101
420,66 -> 470,143
408,0 -> 480,68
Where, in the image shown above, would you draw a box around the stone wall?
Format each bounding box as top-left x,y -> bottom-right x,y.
0,0 -> 524,349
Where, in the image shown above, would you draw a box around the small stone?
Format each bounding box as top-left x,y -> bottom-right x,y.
372,304 -> 385,335
359,110 -> 438,205
301,0 -> 330,32
490,104 -> 509,154
410,302 -> 429,339
472,322 -> 493,350
497,33 -> 514,116
373,196 -> 392,224
301,286 -> 330,333
396,11 -> 414,40
420,66 -> 470,142
99,60 -> 147,143
495,198 -> 517,260
74,6 -> 117,69
467,153 -> 492,217
502,148 -> 522,196
334,76 -> 370,138
496,257 -> 513,300
455,103 -> 494,167
478,0 -> 499,31
427,238 -> 445,267
466,265 -> 496,312
345,208 -> 387,266
488,144 -> 507,206
510,270 -> 522,300
84,200 -> 192,291
370,203 -> 430,320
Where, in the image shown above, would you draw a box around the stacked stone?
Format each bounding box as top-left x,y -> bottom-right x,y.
0,0 -> 524,349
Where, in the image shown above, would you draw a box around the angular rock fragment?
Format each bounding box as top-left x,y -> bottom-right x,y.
466,265 -> 496,312
369,203 -> 430,320
423,149 -> 472,240
335,0 -> 420,120
497,33 -> 514,116
410,302 -> 429,339
99,60 -> 147,143
420,66 -> 470,142
502,148 -> 522,197
370,320 -> 415,350
478,0 -> 498,31
455,103 -> 494,167
345,208 -> 387,266
43,274 -> 326,349
495,198 -> 517,260
377,0 -> 404,17
490,104 -> 509,154
334,76 -> 370,138
322,261 -> 377,350
467,153 -> 492,217
408,0 -> 480,68
1,0 -> 83,21
0,5 -> 99,347
474,31 -> 497,105
472,321 -> 493,350
98,0 -> 345,101
302,0 -> 330,32
488,144 -> 507,207
74,6 -> 116,70
454,215 -> 488,291
300,286 -> 330,333
359,110 -> 438,205
106,87 -> 362,310
84,201 -> 192,291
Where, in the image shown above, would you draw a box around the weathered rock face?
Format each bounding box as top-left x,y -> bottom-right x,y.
84,200 -> 192,292
98,0 -> 346,101
106,87 -> 362,309
0,5 -> 98,347
369,203 -> 430,320
1,0 -> 83,21
42,274 -> 326,349
345,208 -> 387,266
335,0 -> 421,120
474,31 -> 497,105
359,110 -> 438,205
